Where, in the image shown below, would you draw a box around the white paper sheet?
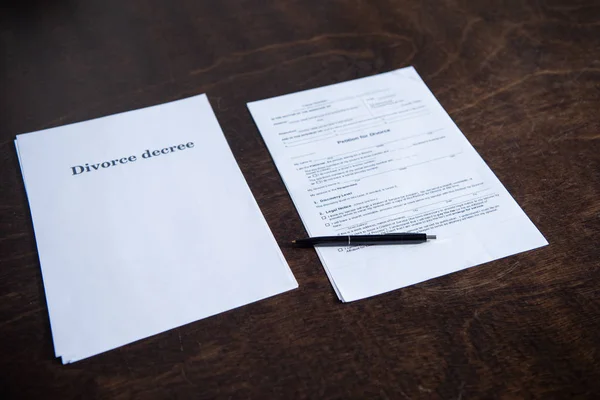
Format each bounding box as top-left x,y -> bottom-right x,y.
15,94 -> 297,363
247,66 -> 547,302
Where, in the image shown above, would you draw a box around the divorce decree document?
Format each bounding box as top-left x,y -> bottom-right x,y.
15,94 -> 298,363
248,67 -> 547,302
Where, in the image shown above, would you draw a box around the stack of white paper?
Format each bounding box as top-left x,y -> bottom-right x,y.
15,94 -> 297,363
248,67 -> 548,302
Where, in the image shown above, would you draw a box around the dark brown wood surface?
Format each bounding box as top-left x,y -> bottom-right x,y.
1,0 -> 599,398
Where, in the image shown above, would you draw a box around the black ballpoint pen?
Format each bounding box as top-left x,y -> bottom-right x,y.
292,233 -> 436,247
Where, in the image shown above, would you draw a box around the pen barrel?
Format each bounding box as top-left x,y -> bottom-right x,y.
349,233 -> 428,245
294,233 -> 429,247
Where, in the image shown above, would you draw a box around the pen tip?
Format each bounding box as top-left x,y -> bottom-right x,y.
427,235 -> 437,240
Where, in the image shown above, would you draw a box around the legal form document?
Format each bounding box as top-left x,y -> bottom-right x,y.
248,67 -> 547,302
15,94 -> 297,363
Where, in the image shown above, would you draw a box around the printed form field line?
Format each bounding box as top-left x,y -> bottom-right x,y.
333,189 -> 494,232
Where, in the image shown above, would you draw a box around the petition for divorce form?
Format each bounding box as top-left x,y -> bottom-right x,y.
248,67 -> 547,302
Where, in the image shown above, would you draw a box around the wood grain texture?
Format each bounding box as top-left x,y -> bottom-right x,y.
1,0 -> 599,398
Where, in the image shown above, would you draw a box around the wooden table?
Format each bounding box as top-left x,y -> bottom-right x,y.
1,1 -> 599,398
